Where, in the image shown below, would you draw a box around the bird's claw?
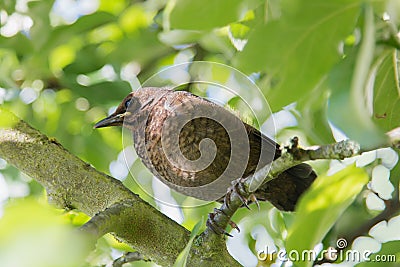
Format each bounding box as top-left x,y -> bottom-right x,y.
249,193 -> 260,211
225,179 -> 259,210
206,208 -> 240,237
228,220 -> 240,233
207,179 -> 261,236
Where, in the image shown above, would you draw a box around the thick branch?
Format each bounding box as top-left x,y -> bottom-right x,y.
0,109 -> 240,266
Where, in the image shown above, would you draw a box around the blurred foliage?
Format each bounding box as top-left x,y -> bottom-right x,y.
286,165 -> 369,267
0,199 -> 92,267
1,0 -> 400,266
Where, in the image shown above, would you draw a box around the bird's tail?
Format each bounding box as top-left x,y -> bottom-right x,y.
255,163 -> 317,211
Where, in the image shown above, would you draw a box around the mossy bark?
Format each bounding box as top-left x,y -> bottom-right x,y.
0,110 -> 240,267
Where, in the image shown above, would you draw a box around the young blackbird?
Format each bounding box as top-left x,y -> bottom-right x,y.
94,87 -> 316,211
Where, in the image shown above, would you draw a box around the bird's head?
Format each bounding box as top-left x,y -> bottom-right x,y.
94,92 -> 144,130
94,87 -> 169,131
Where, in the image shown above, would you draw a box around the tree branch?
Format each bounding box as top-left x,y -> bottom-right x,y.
260,138 -> 361,187
112,251 -> 150,267
0,109 -> 239,266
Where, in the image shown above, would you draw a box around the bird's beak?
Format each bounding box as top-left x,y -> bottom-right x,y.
94,113 -> 126,128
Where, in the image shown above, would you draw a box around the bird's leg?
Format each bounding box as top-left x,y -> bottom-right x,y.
225,178 -> 260,210
224,179 -> 248,210
206,208 -> 240,237
206,178 -> 261,236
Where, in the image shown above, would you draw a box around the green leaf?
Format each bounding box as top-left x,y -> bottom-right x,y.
27,0 -> 54,50
297,86 -> 335,144
0,107 -> 19,128
173,218 -> 204,267
0,0 -> 16,13
234,0 -> 362,110
63,44 -> 106,74
0,199 -> 92,267
170,0 -> 249,30
107,30 -> 171,66
286,165 -> 369,267
158,30 -> 204,46
0,33 -> 34,57
46,12 -> 116,51
228,23 -> 251,51
328,5 -> 386,149
199,31 -> 235,56
60,79 -> 131,105
372,49 -> 400,131
229,23 -> 250,39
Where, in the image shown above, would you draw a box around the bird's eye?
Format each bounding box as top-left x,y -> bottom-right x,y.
124,98 -> 132,109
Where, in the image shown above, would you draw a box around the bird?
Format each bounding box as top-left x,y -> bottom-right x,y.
94,87 -> 316,212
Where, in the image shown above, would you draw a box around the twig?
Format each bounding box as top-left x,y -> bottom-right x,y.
112,252 -> 150,267
203,128 -> 400,239
255,138 -> 361,188
203,138 -> 362,238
